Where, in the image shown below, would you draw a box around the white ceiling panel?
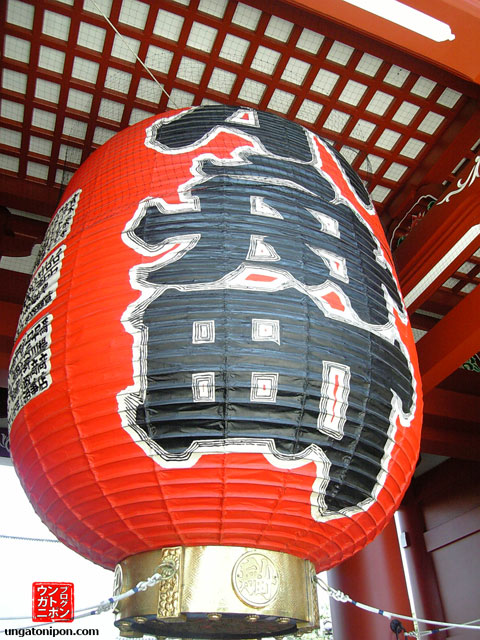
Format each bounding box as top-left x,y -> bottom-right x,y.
231,3 -> 262,31
6,0 -> 35,30
42,10 -> 71,40
1,100 -> 25,122
3,35 -> 31,64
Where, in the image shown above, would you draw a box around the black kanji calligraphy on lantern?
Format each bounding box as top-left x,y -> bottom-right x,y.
119,105 -> 419,519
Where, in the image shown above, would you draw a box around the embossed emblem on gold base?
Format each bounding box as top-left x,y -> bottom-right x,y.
113,545 -> 319,638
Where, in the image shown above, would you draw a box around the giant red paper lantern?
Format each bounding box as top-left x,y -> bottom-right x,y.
9,106 -> 422,636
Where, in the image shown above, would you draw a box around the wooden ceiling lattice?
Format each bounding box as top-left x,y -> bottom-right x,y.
1,0 -> 479,225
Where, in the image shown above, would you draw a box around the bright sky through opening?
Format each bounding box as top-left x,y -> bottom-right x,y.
340,0 -> 455,42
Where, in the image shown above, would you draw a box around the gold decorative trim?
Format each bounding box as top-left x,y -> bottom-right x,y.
157,546 -> 183,620
113,546 -> 319,639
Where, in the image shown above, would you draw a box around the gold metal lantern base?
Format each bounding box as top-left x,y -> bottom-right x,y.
113,546 -> 319,639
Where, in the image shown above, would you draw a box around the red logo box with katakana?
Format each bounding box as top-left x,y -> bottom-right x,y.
32,582 -> 74,622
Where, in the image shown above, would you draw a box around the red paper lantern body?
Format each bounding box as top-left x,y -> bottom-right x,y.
9,107 -> 422,573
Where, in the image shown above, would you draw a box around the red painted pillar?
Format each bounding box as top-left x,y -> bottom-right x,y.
327,518 -> 413,640
396,490 -> 447,639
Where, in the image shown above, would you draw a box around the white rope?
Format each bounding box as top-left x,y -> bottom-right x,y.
314,575 -> 480,633
405,618 -> 480,638
86,0 -> 176,107
0,562 -> 176,632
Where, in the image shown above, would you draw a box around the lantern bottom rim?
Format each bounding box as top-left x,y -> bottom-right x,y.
113,545 -> 319,639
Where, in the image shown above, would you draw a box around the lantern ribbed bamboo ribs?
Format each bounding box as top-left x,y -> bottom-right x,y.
8,106 -> 422,638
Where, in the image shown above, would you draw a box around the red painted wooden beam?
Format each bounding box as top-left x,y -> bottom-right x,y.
421,369 -> 480,461
416,283 -> 480,394
421,421 -> 480,460
1,174 -> 60,218
424,387 -> 480,423
394,154 -> 480,313
421,384 -> 480,459
421,412 -> 480,460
